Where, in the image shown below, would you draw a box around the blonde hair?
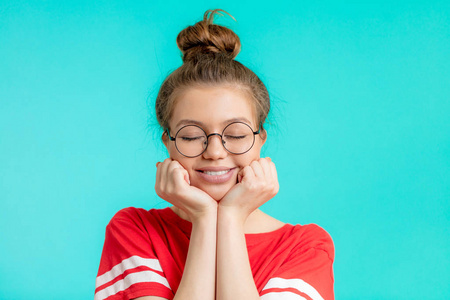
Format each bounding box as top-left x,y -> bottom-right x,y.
155,9 -> 270,134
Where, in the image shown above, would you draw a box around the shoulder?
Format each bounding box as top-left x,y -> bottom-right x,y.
101,207 -> 173,252
291,223 -> 335,261
106,207 -> 166,232
109,206 -> 148,222
106,207 -> 146,227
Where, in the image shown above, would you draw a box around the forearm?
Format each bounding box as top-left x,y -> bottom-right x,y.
173,213 -> 217,300
216,208 -> 260,300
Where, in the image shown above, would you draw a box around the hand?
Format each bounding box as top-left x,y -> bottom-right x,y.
155,158 -> 217,222
218,157 -> 279,223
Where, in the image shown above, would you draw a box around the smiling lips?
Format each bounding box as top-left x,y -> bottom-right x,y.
196,167 -> 237,184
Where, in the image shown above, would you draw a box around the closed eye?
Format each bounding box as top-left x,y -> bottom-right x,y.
225,135 -> 246,140
180,136 -> 203,141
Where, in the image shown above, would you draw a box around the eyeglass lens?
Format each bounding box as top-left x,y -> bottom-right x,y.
174,122 -> 255,157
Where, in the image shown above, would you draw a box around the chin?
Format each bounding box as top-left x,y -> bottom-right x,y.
203,187 -> 229,201
197,183 -> 234,201
191,171 -> 238,201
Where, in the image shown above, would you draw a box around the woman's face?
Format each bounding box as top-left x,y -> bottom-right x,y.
164,86 -> 265,201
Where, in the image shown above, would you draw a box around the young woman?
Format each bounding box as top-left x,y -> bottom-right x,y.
95,9 -> 335,300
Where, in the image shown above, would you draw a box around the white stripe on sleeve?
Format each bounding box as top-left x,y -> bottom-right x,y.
94,269 -> 171,300
96,255 -> 164,288
262,277 -> 324,300
261,291 -> 308,300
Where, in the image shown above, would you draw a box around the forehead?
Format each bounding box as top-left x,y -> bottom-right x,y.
170,86 -> 257,130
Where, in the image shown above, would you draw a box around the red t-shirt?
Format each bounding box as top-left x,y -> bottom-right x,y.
95,207 -> 335,300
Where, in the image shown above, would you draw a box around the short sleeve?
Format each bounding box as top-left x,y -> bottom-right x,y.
260,224 -> 335,300
94,208 -> 174,300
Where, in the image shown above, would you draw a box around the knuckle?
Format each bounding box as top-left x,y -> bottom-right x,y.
271,181 -> 279,193
171,160 -> 181,167
166,184 -> 175,195
266,182 -> 275,191
248,180 -> 263,191
247,183 -> 257,192
155,186 -> 165,198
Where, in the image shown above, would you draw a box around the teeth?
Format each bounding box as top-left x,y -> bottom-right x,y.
203,170 -> 230,176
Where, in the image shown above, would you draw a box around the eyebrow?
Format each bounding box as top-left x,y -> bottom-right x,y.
174,117 -> 254,130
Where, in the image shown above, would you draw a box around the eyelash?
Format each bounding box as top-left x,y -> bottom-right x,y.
181,136 -> 203,141
224,135 -> 246,140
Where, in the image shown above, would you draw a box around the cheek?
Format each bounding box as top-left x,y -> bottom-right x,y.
234,148 -> 261,167
167,144 -> 192,168
168,143 -> 184,160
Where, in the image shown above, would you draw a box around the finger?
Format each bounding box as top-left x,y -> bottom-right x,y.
155,161 -> 162,188
240,165 -> 255,182
167,160 -> 190,185
237,166 -> 250,183
184,171 -> 190,185
250,160 -> 264,178
269,160 -> 279,187
269,159 -> 277,177
159,158 -> 172,180
167,160 -> 184,173
156,158 -> 171,193
181,168 -> 190,185
259,157 -> 273,180
172,167 -> 190,186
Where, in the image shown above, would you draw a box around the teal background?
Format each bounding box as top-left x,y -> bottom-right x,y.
1,1 -> 449,299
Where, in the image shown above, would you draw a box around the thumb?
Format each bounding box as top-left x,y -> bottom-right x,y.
183,170 -> 191,185
237,169 -> 244,183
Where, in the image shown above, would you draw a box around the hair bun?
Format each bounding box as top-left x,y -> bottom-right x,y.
176,9 -> 241,62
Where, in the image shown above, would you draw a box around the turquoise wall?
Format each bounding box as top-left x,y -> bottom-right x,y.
1,1 -> 449,299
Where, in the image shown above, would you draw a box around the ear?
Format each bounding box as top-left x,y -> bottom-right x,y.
259,128 -> 267,146
162,131 -> 169,148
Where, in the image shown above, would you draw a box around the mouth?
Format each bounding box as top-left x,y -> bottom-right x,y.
199,170 -> 231,176
195,167 -> 237,184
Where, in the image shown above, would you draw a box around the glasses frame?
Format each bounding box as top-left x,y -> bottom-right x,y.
166,121 -> 261,158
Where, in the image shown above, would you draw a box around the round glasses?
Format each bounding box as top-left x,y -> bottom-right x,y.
166,122 -> 261,158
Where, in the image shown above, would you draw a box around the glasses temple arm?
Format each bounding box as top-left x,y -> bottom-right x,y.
165,129 -> 176,141
254,122 -> 262,134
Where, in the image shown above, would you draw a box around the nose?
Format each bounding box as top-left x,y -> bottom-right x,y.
202,134 -> 227,160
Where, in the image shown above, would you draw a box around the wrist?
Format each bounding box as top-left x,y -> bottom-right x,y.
217,205 -> 247,228
189,205 -> 218,225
